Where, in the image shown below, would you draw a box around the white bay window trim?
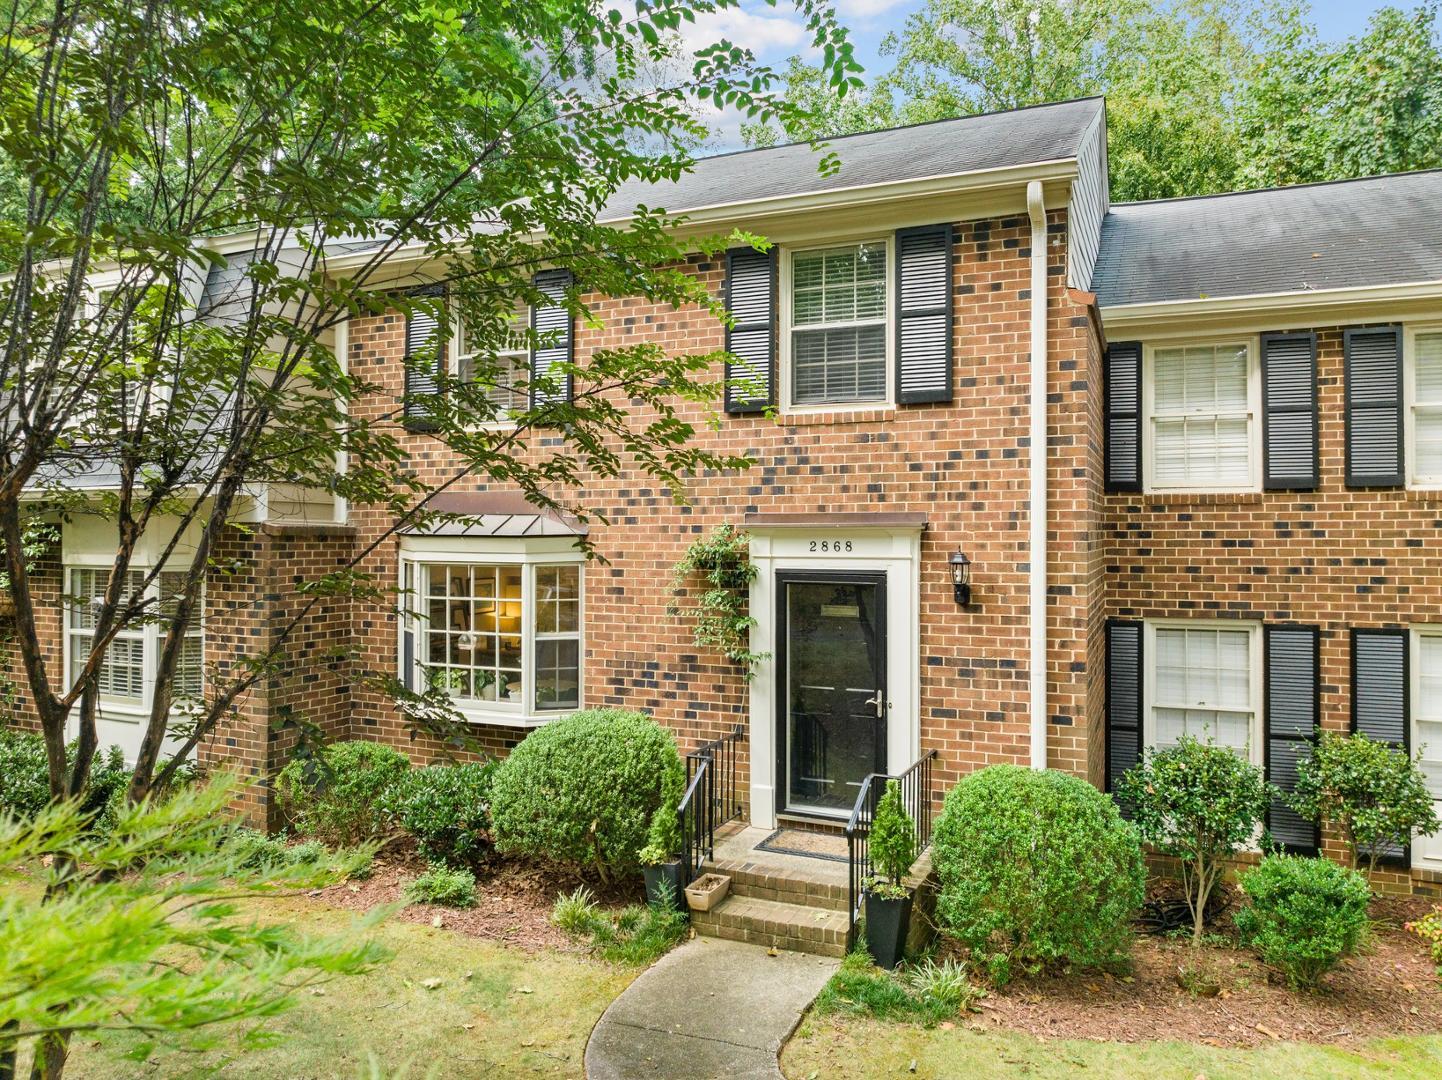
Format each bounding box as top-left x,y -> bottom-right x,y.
1405,323 -> 1442,489
1410,626 -> 1442,871
778,235 -> 896,413
1142,619 -> 1263,767
1142,336 -> 1261,493
397,536 -> 583,728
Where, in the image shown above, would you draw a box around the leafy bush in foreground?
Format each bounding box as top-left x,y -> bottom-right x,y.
490,709 -> 684,881
384,760 -> 497,868
550,884 -> 687,964
932,765 -> 1145,984
1234,854 -> 1370,989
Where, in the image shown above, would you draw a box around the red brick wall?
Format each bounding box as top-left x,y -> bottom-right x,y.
343,210 -> 1101,801
1104,323 -> 1442,892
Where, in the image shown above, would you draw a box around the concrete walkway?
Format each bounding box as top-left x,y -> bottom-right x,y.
584,937 -> 839,1079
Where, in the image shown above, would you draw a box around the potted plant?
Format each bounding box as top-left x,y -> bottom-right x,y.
864,778 -> 916,969
639,766 -> 686,908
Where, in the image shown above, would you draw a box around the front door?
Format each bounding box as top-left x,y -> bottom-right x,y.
778,572 -> 887,816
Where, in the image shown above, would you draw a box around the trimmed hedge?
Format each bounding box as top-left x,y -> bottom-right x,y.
489,709 -> 684,881
932,765 -> 1146,984
384,760 -> 498,868
1235,854 -> 1371,989
0,730 -> 129,823
275,740 -> 410,845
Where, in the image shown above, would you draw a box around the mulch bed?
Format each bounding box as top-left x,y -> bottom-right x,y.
956,888 -> 1442,1049
313,841 -> 644,952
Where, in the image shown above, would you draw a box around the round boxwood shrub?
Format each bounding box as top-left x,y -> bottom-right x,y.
489,709 -> 685,882
932,765 -> 1146,984
274,740 -> 411,845
384,760 -> 498,868
1234,854 -> 1371,989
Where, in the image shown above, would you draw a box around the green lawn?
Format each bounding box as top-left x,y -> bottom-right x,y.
783,1016 -> 1442,1079
52,896 -> 634,1079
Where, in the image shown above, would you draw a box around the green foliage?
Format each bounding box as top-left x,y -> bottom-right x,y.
275,741 -> 411,846
1116,736 -> 1273,945
549,885 -> 688,965
669,524 -> 766,675
869,778 -> 916,887
489,710 -> 685,883
384,760 -> 497,869
932,766 -> 1145,984
0,732 -> 128,825
0,775 -> 385,1073
1288,730 -> 1440,876
639,754 -> 685,867
1234,854 -> 1371,990
404,865 -> 478,909
813,949 -> 984,1026
1407,906 -> 1442,973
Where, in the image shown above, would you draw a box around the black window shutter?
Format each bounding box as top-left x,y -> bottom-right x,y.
1351,628 -> 1411,865
1345,326 -> 1404,487
1262,332 -> 1318,490
531,269 -> 574,408
1104,341 -> 1142,492
403,284 -> 446,432
723,246 -> 776,414
895,224 -> 954,404
1264,625 -> 1320,854
1106,620 -> 1143,793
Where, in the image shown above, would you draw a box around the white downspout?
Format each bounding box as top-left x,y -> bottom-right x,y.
334,318 -> 349,526
1026,180 -> 1048,770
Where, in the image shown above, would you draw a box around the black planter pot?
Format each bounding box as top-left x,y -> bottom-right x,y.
864,890 -> 913,970
643,860 -> 686,907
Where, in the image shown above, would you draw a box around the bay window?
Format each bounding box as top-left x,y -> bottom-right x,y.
786,240 -> 891,407
401,551 -> 582,724
1145,340 -> 1258,490
1145,621 -> 1260,763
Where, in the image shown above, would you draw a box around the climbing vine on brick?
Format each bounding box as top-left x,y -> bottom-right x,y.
669,524 -> 766,678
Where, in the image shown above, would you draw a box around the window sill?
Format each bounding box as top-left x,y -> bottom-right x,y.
453,704 -> 570,730
781,406 -> 897,427
1130,491 -> 1265,506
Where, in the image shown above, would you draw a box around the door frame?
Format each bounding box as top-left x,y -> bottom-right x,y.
774,569 -> 889,820
746,525 -> 922,828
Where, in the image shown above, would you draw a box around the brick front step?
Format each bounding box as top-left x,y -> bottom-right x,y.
698,858 -> 850,912
690,894 -> 849,957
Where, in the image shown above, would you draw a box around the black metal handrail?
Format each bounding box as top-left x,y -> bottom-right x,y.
844,749 -> 939,948
677,725 -> 745,884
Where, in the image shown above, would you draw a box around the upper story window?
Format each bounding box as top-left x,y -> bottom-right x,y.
453,307 -> 529,422
1145,340 -> 1259,491
66,566 -> 203,712
1145,621 -> 1260,763
1408,327 -> 1442,487
400,550 -> 581,725
784,239 -> 891,408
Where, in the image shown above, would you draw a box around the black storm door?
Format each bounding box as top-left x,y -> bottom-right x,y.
778,571 -> 887,815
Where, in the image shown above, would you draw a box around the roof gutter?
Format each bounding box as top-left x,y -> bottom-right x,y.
1100,278 -> 1442,334
1026,180 -> 1048,771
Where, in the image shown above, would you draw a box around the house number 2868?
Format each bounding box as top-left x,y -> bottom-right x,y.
809,540 -> 853,553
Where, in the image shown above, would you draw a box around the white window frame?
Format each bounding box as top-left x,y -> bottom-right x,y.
1405,323 -> 1442,490
778,235 -> 896,413
450,306 -> 531,431
1142,335 -> 1262,493
61,558 -> 205,718
397,537 -> 583,728
1142,619 -> 1263,768
1410,625 -> 1442,871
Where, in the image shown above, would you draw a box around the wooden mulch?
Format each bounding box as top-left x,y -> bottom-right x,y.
956,890 -> 1442,1049
313,841 -> 644,952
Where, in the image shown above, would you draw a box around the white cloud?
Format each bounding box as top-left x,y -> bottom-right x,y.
837,0 -> 903,15
677,6 -> 811,59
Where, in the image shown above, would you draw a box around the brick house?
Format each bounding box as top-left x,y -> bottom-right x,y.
16,97 -> 1442,892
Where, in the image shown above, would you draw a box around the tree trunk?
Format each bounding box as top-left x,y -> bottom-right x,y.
27,1029 -> 67,1080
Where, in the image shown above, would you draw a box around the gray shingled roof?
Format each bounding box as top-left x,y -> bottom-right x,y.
598,97 -> 1104,220
1094,170 -> 1442,307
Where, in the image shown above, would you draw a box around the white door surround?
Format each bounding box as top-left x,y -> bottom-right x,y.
747,524 -> 923,828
